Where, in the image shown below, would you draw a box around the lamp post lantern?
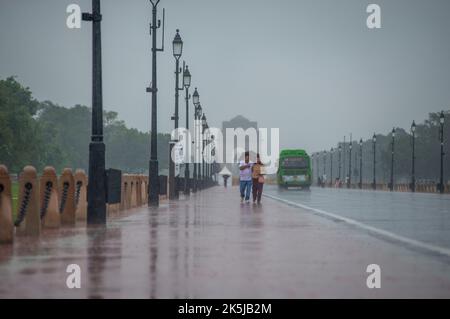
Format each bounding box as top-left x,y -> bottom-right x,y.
372,134 -> 377,190
82,0 -> 106,224
390,128 -> 395,191
147,0 -> 165,207
411,121 -> 416,192
439,111 -> 445,194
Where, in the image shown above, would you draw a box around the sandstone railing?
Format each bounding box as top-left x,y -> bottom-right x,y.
0,164 -> 150,244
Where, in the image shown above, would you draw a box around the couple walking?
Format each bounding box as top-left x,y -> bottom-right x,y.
239,151 -> 265,204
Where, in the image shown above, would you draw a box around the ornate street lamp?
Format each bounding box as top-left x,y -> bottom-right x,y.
338,145 -> 342,186
439,111 -> 445,194
183,64 -> 191,195
390,128 -> 396,191
348,140 -> 352,189
359,139 -> 363,189
411,121 -> 416,192
170,29 -> 184,200
323,150 -> 327,187
330,148 -> 334,187
193,97 -> 202,192
201,113 -> 207,189
372,133 -> 377,190
82,0 -> 106,223
147,0 -> 165,207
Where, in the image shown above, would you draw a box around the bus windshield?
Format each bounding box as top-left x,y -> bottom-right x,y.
281,157 -> 309,169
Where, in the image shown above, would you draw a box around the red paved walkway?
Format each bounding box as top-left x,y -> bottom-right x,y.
1,186 -> 450,298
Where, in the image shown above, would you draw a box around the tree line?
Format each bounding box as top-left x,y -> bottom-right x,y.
0,76 -> 170,174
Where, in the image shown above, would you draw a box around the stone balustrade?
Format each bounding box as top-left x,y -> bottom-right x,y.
0,165 -> 151,244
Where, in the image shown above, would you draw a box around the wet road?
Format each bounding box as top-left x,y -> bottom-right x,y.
264,186 -> 450,251
1,186 -> 450,298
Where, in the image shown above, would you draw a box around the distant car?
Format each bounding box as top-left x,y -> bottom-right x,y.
277,149 -> 312,189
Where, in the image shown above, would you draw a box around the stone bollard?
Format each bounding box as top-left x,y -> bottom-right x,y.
40,166 -> 60,228
74,169 -> 88,221
127,176 -> 133,209
144,177 -> 148,203
131,176 -> 137,208
0,165 -> 14,243
140,176 -> 146,206
136,176 -> 142,207
15,166 -> 41,237
122,175 -> 131,210
119,174 -> 126,212
59,168 -> 76,225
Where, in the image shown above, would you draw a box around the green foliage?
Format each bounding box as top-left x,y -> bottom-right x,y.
0,77 -> 44,171
0,77 -> 170,174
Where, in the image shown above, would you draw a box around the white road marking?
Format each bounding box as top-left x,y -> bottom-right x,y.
264,192 -> 450,258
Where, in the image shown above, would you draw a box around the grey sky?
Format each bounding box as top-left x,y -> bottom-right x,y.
1,0 -> 450,154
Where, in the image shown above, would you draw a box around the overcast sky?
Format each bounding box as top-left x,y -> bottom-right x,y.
1,0 -> 450,153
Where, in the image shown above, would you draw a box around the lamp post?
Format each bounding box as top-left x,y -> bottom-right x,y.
330,148 -> 334,187
390,128 -> 395,191
147,0 -> 165,207
323,151 -> 326,187
210,135 -> 215,185
82,0 -> 106,224
172,29 -> 183,130
338,145 -> 342,186
183,64 -> 191,195
170,29 -> 183,200
359,139 -> 363,189
439,111 -> 445,194
343,136 -> 346,180
411,121 -> 416,192
348,140 -> 352,189
313,153 -> 319,186
372,133 -> 377,190
192,88 -> 200,192
202,114 -> 207,189
205,129 -> 210,187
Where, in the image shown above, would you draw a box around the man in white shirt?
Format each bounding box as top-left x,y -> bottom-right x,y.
239,151 -> 253,203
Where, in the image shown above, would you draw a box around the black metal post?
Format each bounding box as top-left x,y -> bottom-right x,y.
439,112 -> 445,194
348,141 -> 352,189
202,137 -> 206,189
373,134 -> 376,190
359,139 -> 363,189
390,128 -> 395,191
338,146 -> 341,186
330,149 -> 333,187
147,0 -> 164,207
316,154 -> 319,186
170,30 -> 183,200
343,136 -> 346,181
83,0 -> 106,225
184,83 -> 190,195
411,122 -> 416,193
193,115 -> 198,193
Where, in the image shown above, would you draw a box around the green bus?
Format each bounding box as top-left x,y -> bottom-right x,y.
277,149 -> 312,189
